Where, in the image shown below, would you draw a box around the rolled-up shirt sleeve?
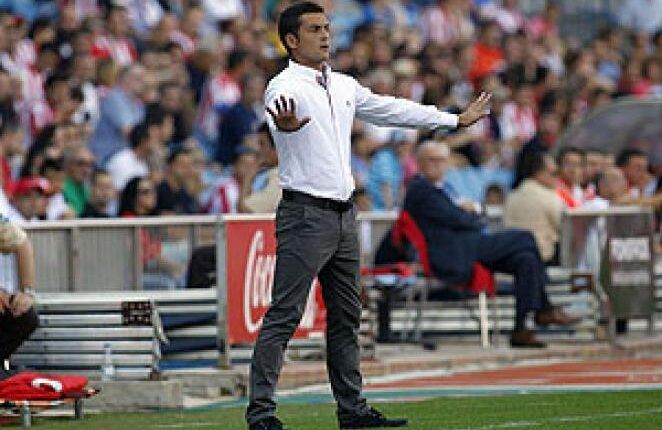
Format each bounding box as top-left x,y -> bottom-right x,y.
353,79 -> 458,130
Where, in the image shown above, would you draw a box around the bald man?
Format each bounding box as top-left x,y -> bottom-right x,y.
400,142 -> 578,348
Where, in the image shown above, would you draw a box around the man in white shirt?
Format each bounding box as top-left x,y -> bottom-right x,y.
106,123 -> 152,192
246,3 -> 491,430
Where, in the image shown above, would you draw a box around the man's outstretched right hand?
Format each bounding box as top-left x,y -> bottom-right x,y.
266,95 -> 311,132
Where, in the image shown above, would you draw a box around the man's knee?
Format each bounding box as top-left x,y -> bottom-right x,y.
16,307 -> 40,338
260,304 -> 305,339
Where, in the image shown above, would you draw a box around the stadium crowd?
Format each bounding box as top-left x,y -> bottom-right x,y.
0,0 -> 658,227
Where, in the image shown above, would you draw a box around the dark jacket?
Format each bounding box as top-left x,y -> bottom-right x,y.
403,174 -> 485,284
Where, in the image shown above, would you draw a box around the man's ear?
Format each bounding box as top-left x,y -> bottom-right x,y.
285,33 -> 299,51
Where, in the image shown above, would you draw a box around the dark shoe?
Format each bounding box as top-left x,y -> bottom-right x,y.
510,329 -> 546,348
535,306 -> 581,326
339,406 -> 408,429
249,416 -> 285,430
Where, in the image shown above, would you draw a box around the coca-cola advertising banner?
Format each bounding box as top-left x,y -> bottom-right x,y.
225,219 -> 326,344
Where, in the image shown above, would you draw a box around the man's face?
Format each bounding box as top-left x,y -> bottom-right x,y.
45,170 -> 65,194
91,174 -> 115,205
74,55 -> 96,81
243,75 -> 265,106
171,153 -> 194,183
161,86 -> 182,112
288,13 -> 331,65
538,156 -> 559,189
559,152 -> 584,186
15,191 -> 43,219
601,169 -> 627,200
69,149 -> 94,183
419,145 -> 449,183
585,152 -> 604,182
623,155 -> 649,187
125,66 -> 146,97
108,9 -> 130,37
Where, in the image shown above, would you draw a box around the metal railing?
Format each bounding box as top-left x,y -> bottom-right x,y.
18,216 -> 218,292
0,208 -> 508,293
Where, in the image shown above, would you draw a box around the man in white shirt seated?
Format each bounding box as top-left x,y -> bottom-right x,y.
106,122 -> 155,192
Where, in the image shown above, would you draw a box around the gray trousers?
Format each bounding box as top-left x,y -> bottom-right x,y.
246,199 -> 367,425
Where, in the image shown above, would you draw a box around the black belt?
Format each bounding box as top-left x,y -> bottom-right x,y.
282,189 -> 354,212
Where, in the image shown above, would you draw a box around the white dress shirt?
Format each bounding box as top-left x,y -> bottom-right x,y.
265,60 -> 458,201
106,148 -> 149,191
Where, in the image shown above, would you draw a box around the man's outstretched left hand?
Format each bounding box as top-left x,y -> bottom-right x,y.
458,92 -> 492,127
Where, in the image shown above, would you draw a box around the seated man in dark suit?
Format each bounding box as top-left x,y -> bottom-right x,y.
403,141 -> 578,347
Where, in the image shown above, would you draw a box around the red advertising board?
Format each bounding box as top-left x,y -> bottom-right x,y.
225,219 -> 326,344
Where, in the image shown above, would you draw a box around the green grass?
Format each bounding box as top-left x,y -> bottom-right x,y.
8,390 -> 662,430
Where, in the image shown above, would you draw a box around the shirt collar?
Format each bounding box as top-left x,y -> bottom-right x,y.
288,59 -> 330,83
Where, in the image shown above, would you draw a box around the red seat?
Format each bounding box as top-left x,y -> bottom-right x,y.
391,210 -> 495,296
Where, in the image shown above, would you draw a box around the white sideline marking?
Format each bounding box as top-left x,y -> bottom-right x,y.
154,423 -> 217,428
446,407 -> 662,430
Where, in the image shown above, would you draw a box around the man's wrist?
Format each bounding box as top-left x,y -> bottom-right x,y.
457,112 -> 468,128
22,288 -> 36,298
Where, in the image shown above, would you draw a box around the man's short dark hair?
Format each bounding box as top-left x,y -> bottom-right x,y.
40,157 -> 64,176
514,148 -> 550,187
616,148 -> 647,167
145,103 -> 167,126
129,123 -> 150,149
278,1 -> 326,56
556,146 -> 585,165
167,146 -> 192,165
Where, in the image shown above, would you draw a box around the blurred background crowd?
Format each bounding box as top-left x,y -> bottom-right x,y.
0,0 -> 658,226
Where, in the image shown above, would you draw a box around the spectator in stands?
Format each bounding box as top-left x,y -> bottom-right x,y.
91,4 -> 138,66
556,146 -> 586,208
80,169 -> 114,218
504,150 -> 563,264
351,131 -> 377,191
159,81 -> 192,147
0,220 -> 39,379
0,114 -> 23,196
6,177 -> 50,223
406,142 -> 577,348
617,148 -> 657,198
106,122 -> 155,192
118,176 -> 156,217
583,167 -> 629,210
196,49 -> 252,156
583,148 -> 608,199
205,145 -> 258,214
238,123 -> 281,213
144,102 -> 175,152
89,64 -> 146,164
156,147 -> 198,215
40,157 -> 74,220
216,72 -> 265,166
70,52 -> 100,128
62,145 -> 94,216
367,134 -> 404,211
